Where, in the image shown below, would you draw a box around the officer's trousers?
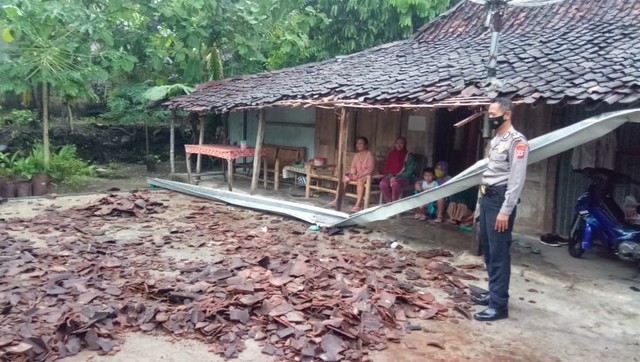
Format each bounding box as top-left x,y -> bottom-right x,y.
479,189 -> 516,309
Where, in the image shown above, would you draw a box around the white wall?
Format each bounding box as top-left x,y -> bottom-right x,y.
229,107 -> 315,160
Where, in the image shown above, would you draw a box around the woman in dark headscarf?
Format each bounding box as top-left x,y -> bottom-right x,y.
379,137 -> 415,203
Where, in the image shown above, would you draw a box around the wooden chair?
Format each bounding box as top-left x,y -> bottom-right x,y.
233,145 -> 305,190
305,152 -> 383,209
263,145 -> 305,190
232,145 -> 276,176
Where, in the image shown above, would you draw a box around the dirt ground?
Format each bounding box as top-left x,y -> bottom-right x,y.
1,181 -> 639,362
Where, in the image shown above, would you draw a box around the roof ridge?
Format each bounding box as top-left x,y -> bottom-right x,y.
413,0 -> 639,43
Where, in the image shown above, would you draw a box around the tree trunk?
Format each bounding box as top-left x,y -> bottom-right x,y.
42,83 -> 50,167
250,109 -> 265,194
170,111 -> 176,174
145,117 -> 150,156
67,103 -> 74,133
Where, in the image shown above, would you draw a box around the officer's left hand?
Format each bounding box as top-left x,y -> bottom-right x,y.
495,212 -> 509,232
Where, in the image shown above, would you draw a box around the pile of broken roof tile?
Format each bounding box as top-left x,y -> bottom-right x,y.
0,192 -> 483,361
72,193 -> 166,218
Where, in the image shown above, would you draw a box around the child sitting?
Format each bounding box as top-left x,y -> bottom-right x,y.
414,167 -> 439,221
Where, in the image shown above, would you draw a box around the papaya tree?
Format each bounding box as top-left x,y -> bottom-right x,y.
0,1 -> 135,166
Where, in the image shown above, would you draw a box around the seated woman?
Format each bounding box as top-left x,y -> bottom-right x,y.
414,167 -> 439,221
329,136 -> 375,212
379,137 -> 415,203
447,186 -> 478,227
434,161 -> 452,223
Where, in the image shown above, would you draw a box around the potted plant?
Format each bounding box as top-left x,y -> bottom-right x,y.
0,151 -> 20,198
28,144 -> 48,196
13,145 -> 47,197
13,155 -> 37,197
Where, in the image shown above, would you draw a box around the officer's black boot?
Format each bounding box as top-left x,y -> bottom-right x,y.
473,307 -> 508,321
471,294 -> 490,306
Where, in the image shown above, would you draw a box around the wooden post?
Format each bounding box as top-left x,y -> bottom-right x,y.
335,108 -> 349,211
144,114 -> 150,156
241,110 -> 248,171
170,110 -> 176,174
251,109 -> 265,194
196,115 -> 205,175
185,153 -> 192,184
227,159 -> 234,191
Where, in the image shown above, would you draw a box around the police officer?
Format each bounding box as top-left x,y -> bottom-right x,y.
473,98 -> 529,322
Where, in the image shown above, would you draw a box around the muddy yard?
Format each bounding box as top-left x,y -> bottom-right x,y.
0,191 -> 639,362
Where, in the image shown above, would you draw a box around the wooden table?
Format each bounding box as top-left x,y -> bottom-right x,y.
184,144 -> 266,191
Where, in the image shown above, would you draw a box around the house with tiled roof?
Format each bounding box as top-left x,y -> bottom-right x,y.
168,0 -> 640,235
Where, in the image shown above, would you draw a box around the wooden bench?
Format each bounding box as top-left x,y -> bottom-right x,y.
233,144 -> 305,190
304,152 -> 384,209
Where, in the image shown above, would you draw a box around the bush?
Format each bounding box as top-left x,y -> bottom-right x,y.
1,109 -> 38,126
0,151 -> 20,178
48,145 -> 95,185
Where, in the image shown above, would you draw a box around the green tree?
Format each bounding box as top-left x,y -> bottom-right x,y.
0,1 -> 135,165
308,0 -> 450,58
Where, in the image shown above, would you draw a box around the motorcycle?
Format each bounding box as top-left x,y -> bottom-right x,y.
568,168 -> 640,262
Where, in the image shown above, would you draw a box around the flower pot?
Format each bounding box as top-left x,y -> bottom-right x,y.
313,157 -> 327,166
32,173 -> 49,196
16,180 -> 33,198
0,178 -> 6,197
0,179 -> 17,198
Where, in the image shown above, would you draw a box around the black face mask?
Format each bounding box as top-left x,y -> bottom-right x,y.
488,115 -> 506,130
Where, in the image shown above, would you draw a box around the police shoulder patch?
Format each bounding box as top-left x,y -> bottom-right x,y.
515,142 -> 527,159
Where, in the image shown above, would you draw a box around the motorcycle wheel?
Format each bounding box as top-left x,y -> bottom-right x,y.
568,218 -> 586,258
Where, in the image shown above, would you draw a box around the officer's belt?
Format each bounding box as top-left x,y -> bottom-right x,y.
480,184 -> 507,196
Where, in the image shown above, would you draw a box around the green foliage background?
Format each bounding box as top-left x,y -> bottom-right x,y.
0,0 -> 451,162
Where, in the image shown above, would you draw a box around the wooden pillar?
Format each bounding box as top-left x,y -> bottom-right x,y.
170,110 -> 176,174
250,109 -> 266,194
242,110 -> 248,168
335,108 -> 349,211
195,115 -> 205,175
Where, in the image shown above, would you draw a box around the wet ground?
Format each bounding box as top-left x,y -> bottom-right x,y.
1,170 -> 639,362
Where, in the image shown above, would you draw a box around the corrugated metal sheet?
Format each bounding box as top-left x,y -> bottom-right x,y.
553,104 -> 637,236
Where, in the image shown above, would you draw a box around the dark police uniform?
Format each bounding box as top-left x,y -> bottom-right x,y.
479,126 -> 528,310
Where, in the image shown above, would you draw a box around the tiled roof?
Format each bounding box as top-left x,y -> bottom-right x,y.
167,0 -> 640,113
